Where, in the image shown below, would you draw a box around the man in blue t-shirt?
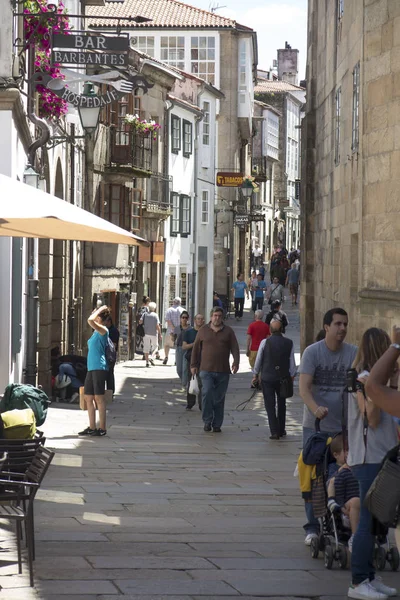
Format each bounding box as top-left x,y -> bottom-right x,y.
231,273 -> 249,320
252,273 -> 266,312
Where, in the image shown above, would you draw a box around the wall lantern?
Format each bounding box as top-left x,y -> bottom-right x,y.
77,83 -> 101,135
241,178 -> 254,199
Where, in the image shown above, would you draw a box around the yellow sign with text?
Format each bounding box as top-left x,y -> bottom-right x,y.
216,172 -> 244,187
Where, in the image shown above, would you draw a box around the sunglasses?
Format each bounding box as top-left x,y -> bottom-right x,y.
181,316 -> 189,319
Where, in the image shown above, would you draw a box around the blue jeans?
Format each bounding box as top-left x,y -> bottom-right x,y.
176,347 -> 188,387
59,363 -> 81,389
302,426 -> 336,535
199,371 -> 230,428
351,463 -> 381,585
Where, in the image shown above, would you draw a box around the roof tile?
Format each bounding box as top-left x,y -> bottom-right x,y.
87,0 -> 246,29
255,80 -> 305,94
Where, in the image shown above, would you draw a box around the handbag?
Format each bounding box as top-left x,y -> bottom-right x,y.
365,445 -> 400,527
280,376 -> 293,399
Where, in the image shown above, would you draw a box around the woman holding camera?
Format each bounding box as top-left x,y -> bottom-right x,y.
347,328 -> 398,600
79,305 -> 110,437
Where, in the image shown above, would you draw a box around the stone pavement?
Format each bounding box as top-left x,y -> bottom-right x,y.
0,296 -> 398,599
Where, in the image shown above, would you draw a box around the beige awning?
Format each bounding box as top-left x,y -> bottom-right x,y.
0,174 -> 149,246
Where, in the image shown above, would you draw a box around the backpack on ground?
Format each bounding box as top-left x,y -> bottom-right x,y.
0,383 -> 50,426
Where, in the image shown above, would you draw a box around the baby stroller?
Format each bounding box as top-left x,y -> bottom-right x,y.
301,422 -> 351,569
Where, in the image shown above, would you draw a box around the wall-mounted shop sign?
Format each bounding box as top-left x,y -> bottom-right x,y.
234,215 -> 249,227
31,72 -> 154,108
52,33 -> 129,66
216,172 -> 244,187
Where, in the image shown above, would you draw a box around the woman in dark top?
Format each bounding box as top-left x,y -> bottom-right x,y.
174,311 -> 192,388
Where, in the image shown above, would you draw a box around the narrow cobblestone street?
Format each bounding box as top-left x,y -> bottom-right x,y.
0,299 -> 398,599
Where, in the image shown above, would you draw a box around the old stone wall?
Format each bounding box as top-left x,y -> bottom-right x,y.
302,0 -> 400,348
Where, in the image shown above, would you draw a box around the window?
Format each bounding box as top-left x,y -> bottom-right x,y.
181,195 -> 191,236
170,193 -> 191,237
352,62 -> 360,152
131,188 -> 142,231
102,184 -> 141,231
338,0 -> 344,20
335,87 -> 341,165
137,36 -> 155,57
238,40 -> 246,104
201,190 -> 209,224
202,101 -> 210,145
161,36 -> 185,69
171,115 -> 181,153
190,36 -> 215,85
171,192 -> 180,235
183,120 -> 192,157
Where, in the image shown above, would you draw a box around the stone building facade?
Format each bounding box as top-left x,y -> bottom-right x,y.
301,0 -> 400,349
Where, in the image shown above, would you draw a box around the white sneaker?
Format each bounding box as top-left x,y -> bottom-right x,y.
348,579 -> 388,600
370,578 -> 397,597
304,533 -> 318,546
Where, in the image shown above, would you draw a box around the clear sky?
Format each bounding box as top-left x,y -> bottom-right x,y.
189,0 -> 308,80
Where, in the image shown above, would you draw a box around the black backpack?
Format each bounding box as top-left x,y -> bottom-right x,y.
106,337 -> 116,366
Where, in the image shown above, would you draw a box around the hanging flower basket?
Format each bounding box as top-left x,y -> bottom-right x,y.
24,0 -> 71,121
124,114 -> 162,140
243,175 -> 259,193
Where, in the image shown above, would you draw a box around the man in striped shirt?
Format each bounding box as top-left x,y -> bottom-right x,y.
327,434 -> 360,550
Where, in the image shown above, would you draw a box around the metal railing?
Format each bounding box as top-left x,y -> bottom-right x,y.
143,173 -> 172,213
109,127 -> 153,172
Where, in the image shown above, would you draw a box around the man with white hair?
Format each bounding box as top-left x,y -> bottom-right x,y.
246,310 -> 270,370
140,302 -> 161,368
163,297 -> 185,365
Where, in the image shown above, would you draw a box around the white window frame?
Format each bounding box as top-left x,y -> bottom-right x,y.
137,36 -> 155,57
190,36 -> 216,85
201,190 -> 209,224
352,62 -> 360,153
161,36 -> 185,69
202,101 -> 210,145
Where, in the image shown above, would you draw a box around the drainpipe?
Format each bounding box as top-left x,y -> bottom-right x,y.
68,124 -> 76,355
24,52 -> 51,386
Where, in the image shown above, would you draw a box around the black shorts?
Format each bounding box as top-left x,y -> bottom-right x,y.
84,370 -> 107,396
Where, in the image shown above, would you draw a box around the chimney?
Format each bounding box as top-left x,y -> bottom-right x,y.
277,42 -> 299,85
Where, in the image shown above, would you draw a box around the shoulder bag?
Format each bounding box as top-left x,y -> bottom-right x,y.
365,444 -> 400,527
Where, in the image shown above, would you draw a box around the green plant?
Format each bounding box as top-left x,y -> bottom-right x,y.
24,0 -> 70,120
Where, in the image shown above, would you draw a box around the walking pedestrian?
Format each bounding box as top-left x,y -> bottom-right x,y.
286,263 -> 300,306
299,307 -> 357,546
105,317 -> 120,394
252,320 -> 296,439
266,277 -> 284,306
265,300 -> 288,333
140,302 -> 161,367
231,273 -> 249,320
251,273 -> 266,312
190,306 -> 240,432
136,296 -> 150,359
79,304 -> 111,437
346,328 -> 399,600
183,314 -> 205,409
246,310 -> 270,369
174,311 -> 192,387
164,297 -> 184,365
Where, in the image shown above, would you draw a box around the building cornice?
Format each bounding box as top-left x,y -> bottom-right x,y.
359,289 -> 400,304
0,88 -> 32,154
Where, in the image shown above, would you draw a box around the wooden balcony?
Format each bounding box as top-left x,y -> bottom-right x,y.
109,127 -> 154,176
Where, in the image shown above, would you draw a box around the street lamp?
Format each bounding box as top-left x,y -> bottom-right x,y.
241,178 -> 254,199
77,83 -> 101,135
23,165 -> 39,189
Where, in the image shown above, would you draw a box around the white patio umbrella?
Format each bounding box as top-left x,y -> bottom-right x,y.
0,174 -> 149,246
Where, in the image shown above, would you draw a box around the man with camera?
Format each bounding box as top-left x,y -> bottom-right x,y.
299,307 -> 357,546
